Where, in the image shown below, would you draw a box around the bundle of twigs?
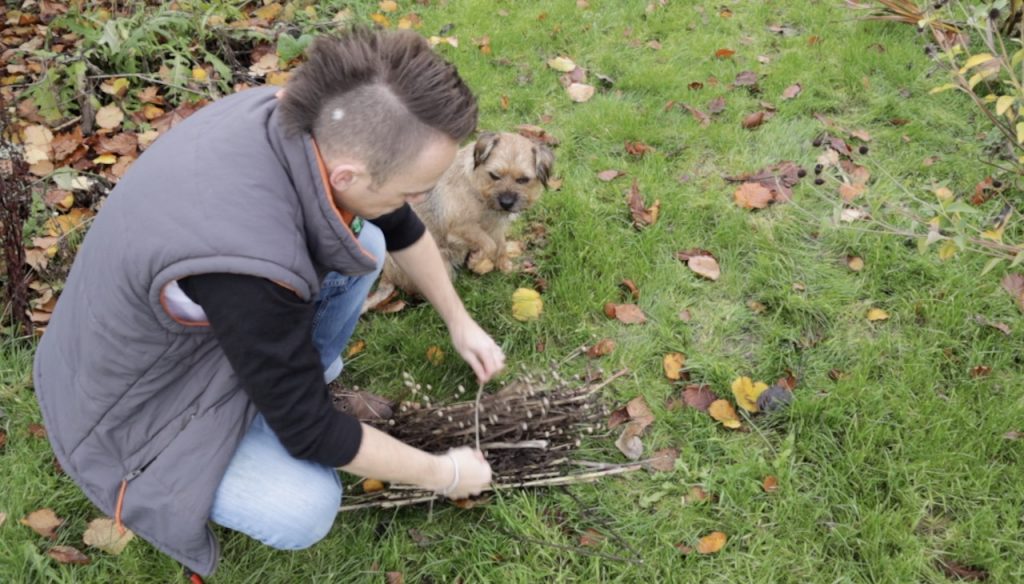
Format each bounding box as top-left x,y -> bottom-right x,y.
337,367 -> 644,511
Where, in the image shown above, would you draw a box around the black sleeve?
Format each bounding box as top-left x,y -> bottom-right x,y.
369,203 -> 426,252
179,273 -> 363,467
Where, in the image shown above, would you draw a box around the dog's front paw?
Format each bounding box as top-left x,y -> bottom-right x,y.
496,254 -> 514,273
467,250 -> 495,274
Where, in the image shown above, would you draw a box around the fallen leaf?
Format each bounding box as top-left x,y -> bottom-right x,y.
99,77 -> 130,98
731,377 -> 769,412
678,309 -> 693,322
742,110 -> 770,129
675,543 -> 694,555
935,559 -> 988,582
516,125 -> 560,146
379,0 -> 398,12
782,83 -> 802,100
94,104 -> 124,130
734,71 -> 758,86
346,339 -> 366,358
763,476 -> 779,493
972,315 -> 1011,335
681,104 -> 710,127
626,396 -> 655,430
725,161 -> 803,202
734,182 -> 773,209
626,179 -> 659,227
610,303 -> 646,324
567,83 -> 595,102
385,572 -> 404,584
715,48 -> 735,58
1001,274 -> 1024,311
597,169 -> 625,181
92,153 -> 117,165
697,531 -> 727,554
646,447 -> 679,472
615,421 -> 644,460
708,400 -> 741,429
547,56 -> 577,72
21,508 -> 62,539
839,183 -> 865,203
621,278 -> 640,299
579,528 -> 605,547
624,140 -> 653,157
83,518 -> 134,555
363,479 -> 385,493
682,384 -> 717,412
687,485 -> 710,503
847,256 -> 864,271
28,423 -> 46,438
587,338 -> 616,358
607,406 -> 630,429
425,345 -> 444,365
663,353 -> 686,380
840,207 -> 869,222
47,545 -> 90,565
511,288 -> 543,321
867,308 -> 889,321
687,255 -> 721,281
333,390 -> 393,421
252,2 -> 283,21
1004,430 -> 1022,440
970,365 -> 991,378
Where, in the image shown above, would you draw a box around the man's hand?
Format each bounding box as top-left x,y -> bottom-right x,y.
435,447 -> 492,499
449,315 -> 505,382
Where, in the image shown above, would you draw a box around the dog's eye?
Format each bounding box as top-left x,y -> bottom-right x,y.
515,177 -> 530,185
488,171 -> 501,181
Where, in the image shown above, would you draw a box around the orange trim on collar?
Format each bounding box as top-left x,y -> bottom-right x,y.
311,140 -> 355,228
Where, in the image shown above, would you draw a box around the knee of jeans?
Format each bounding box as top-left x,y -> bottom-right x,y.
358,222 -> 386,273
269,477 -> 342,551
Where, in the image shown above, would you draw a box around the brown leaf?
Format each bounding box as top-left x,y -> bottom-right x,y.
682,384 -> 717,412
972,315 -> 1011,335
626,396 -> 655,430
675,543 -> 694,555
687,255 -> 720,281
724,161 -> 803,202
734,70 -> 758,86
781,83 -> 802,100
850,129 -> 872,141
697,531 -> 727,554
687,485 -> 711,503
516,125 -> 560,146
624,140 -> 653,157
715,48 -> 735,58
615,421 -> 644,460
839,183 -> 865,203
151,101 -> 206,134
611,303 -> 646,324
579,528 -> 605,547
50,127 -> 84,161
681,104 -> 710,127
762,475 -> 779,492
969,365 -> 991,378
1001,274 -> 1024,312
567,82 -> 595,103
82,517 -> 134,555
621,278 -> 640,299
626,179 -> 659,228
47,546 -> 90,565
0,430 -> 6,450
96,133 -> 138,157
28,423 -> 46,438
678,309 -> 692,322
734,182 -> 773,209
646,447 -> 679,472
1004,430 -> 1022,440
587,338 -> 616,358
386,572 -> 404,584
972,177 -> 996,205
95,104 -> 124,130
742,110 -> 770,129
607,406 -> 630,429
688,81 -> 704,90
935,559 -> 988,581
597,169 -> 625,182
20,508 -> 63,539
603,302 -> 618,319
334,390 -> 394,421
707,96 -> 726,114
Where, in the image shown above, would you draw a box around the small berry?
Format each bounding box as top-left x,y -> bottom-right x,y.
858,145 -> 869,155
989,7 -> 1001,20
797,168 -> 807,178
814,178 -> 825,186
814,164 -> 823,175
993,180 -> 1004,188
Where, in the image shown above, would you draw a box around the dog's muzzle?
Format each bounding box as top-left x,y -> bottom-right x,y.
498,192 -> 518,211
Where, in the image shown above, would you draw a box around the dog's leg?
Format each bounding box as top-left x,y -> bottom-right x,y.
447,226 -> 498,274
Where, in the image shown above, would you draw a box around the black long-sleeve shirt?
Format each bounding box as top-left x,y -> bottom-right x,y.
178,204 -> 423,467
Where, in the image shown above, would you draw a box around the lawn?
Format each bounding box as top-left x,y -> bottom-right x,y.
3,0 -> 1024,582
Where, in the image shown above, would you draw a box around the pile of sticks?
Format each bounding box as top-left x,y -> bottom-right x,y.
338,367 -> 643,511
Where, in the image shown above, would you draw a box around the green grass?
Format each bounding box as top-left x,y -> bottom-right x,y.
4,0 -> 1024,582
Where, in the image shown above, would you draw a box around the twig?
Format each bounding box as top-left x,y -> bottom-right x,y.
490,525 -> 644,565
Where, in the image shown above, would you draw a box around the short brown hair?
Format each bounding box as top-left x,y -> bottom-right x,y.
279,29 -> 478,182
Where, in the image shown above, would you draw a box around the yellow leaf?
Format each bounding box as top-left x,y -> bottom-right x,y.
266,71 -> 291,86
982,227 -> 1005,242
142,104 -> 165,120
934,187 -> 954,201
708,399 -> 741,429
363,479 -> 385,493
191,67 -> 208,82
45,208 -> 94,236
929,83 -> 959,94
867,308 -> 889,321
304,6 -> 317,18
426,345 -> 445,365
346,339 -> 366,358
370,12 -> 391,27
938,240 -> 958,260
997,95 -> 1015,116
1013,49 -> 1024,68
379,0 -> 398,12
1018,122 -> 1024,145
547,56 -> 577,72
83,517 -> 134,555
959,53 -> 995,74
398,16 -> 413,29
663,353 -> 686,380
511,288 -> 543,321
253,2 -> 282,21
93,153 -> 117,165
969,69 -> 996,89
697,531 -> 727,554
731,377 -> 769,413
847,256 -> 865,271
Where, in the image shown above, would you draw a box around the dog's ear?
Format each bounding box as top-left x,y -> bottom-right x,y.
473,132 -> 500,168
533,144 -> 555,189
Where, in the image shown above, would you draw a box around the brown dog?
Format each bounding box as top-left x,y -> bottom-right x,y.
382,131 -> 554,295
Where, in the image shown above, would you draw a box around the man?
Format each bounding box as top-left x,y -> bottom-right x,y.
33,29 -> 499,577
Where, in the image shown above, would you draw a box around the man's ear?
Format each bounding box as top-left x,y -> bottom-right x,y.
328,163 -> 364,193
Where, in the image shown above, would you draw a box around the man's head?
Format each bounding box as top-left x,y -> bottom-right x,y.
279,29 -> 477,216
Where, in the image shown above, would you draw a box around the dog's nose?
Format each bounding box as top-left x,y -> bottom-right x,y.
498,192 -> 518,210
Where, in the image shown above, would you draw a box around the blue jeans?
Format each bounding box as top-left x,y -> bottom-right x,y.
209,222 -> 385,550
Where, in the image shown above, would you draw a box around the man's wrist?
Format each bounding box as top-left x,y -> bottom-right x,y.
425,452 -> 454,492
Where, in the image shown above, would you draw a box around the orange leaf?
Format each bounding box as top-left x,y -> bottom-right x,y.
697,531 -> 727,554
763,475 -> 779,492
708,400 -> 741,429
610,303 -> 646,324
663,352 -> 686,380
587,338 -> 616,358
734,182 -> 773,209
715,48 -> 735,58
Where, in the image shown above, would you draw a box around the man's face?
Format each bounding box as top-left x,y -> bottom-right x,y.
329,136 -> 458,219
